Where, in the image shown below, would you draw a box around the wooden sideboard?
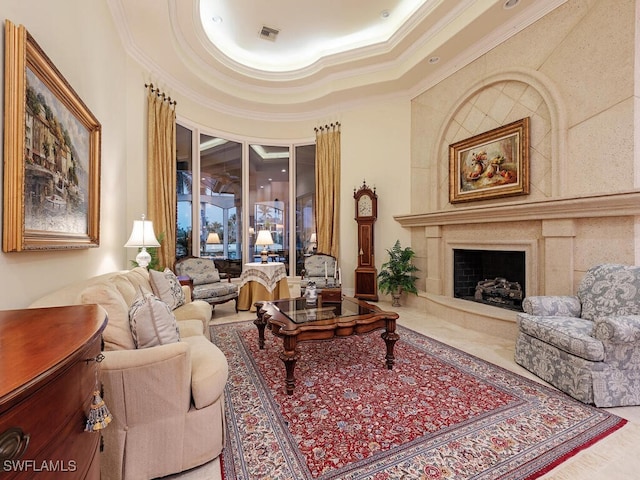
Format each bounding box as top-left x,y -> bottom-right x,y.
0,305 -> 108,479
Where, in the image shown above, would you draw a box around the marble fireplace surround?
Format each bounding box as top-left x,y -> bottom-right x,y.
395,190 -> 640,339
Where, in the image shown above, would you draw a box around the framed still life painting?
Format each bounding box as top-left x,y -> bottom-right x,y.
3,20 -> 101,252
449,117 -> 529,204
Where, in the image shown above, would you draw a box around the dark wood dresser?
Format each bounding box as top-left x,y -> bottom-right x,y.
0,305 -> 108,479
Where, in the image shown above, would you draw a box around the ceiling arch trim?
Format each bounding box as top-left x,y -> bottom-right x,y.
107,0 -> 568,121
170,0 -> 468,90
196,0 -> 437,75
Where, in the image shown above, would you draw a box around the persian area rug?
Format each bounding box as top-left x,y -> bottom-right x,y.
211,322 -> 626,480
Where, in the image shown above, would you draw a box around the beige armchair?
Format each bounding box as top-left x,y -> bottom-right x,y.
99,330 -> 228,479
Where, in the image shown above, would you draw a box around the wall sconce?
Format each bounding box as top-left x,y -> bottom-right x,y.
124,214 -> 161,268
255,230 -> 274,264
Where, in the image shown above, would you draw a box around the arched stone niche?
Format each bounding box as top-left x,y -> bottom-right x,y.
432,70 -> 566,211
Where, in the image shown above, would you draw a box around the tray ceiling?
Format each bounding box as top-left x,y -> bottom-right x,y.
107,0 -> 566,120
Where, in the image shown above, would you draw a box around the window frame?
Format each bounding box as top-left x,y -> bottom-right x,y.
176,118 -> 314,276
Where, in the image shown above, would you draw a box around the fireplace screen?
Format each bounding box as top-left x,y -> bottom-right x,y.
453,249 -> 525,311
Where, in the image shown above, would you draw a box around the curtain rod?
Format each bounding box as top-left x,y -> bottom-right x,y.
145,83 -> 177,106
314,122 -> 341,133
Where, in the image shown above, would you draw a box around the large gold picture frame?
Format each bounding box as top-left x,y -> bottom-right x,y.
449,117 -> 529,204
3,20 -> 101,252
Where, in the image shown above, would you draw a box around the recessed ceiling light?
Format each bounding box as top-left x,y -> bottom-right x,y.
380,10 -> 390,19
428,56 -> 440,64
503,0 -> 520,9
281,169 -> 286,173
211,16 -> 223,24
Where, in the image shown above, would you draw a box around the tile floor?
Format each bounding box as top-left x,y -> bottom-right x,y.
162,297 -> 640,480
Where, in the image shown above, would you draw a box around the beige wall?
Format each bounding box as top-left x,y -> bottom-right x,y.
0,0 -> 411,308
0,0 -> 129,309
409,0 -> 639,299
6,0 -> 631,309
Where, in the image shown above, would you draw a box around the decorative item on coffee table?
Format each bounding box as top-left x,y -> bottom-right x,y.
378,240 -> 419,307
300,253 -> 341,296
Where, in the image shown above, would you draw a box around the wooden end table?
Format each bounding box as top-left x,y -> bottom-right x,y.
254,296 -> 399,395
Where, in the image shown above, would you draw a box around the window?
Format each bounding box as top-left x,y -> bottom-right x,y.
176,122 -> 314,276
200,134 -> 242,260
249,144 -> 289,270
295,144 -> 316,275
176,125 -> 193,258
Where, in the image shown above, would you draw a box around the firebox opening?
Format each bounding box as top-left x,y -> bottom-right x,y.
453,249 -> 525,311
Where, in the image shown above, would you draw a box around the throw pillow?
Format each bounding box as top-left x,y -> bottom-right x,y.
149,268 -> 186,310
129,290 -> 180,349
80,283 -> 136,351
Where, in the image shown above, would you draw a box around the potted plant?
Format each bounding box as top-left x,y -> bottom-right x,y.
378,240 -> 419,306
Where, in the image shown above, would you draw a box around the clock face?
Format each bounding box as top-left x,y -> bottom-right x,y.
358,195 -> 373,216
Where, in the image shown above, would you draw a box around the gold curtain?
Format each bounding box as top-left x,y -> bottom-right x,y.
315,123 -> 341,258
146,84 -> 177,270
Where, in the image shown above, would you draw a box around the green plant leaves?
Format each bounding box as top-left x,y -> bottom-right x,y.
377,240 -> 419,296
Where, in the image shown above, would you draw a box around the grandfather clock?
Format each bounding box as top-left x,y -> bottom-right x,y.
354,181 -> 378,301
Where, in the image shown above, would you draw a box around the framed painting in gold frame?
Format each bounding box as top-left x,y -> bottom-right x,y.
3,20 -> 101,252
449,117 -> 529,204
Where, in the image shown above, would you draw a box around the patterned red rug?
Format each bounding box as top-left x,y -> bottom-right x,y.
212,322 -> 626,479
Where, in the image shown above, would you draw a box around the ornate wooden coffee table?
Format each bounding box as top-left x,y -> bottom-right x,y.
254,296 -> 399,394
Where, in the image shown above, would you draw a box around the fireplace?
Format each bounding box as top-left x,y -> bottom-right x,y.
453,249 -> 525,311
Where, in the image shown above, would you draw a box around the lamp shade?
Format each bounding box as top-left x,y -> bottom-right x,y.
309,233 -> 317,243
256,229 -> 273,264
125,215 -> 160,268
124,218 -> 161,248
206,232 -> 221,244
255,230 -> 274,246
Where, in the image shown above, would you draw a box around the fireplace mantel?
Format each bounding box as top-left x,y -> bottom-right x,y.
394,190 -> 640,227
393,190 -> 640,339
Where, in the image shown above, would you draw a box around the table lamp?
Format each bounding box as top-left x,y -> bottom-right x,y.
255,230 -> 274,264
206,232 -> 221,257
124,214 -> 161,268
309,233 -> 317,253
206,232 -> 221,244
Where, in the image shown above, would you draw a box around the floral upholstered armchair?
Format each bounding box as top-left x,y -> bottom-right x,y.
300,253 -> 341,294
515,263 -> 640,407
175,256 -> 239,312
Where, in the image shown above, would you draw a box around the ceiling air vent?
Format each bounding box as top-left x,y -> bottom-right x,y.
259,25 -> 279,41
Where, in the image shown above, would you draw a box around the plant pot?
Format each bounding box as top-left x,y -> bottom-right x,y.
391,292 -> 402,307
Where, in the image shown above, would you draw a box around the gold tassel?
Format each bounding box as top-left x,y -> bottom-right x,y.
85,390 -> 113,432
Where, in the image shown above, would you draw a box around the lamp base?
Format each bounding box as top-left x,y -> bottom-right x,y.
136,248 -> 152,268
260,248 -> 268,264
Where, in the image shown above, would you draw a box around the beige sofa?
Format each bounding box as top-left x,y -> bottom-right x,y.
30,267 -> 228,480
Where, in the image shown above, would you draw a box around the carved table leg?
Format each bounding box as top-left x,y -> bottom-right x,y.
253,302 -> 266,349
280,336 -> 298,395
381,318 -> 400,370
